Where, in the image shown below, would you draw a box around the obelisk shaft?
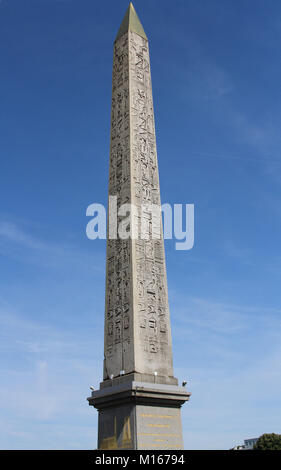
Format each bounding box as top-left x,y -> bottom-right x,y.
104,6 -> 174,382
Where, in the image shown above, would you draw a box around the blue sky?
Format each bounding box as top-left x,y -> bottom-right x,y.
0,0 -> 281,450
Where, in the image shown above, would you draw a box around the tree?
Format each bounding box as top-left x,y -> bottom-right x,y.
254,433 -> 281,450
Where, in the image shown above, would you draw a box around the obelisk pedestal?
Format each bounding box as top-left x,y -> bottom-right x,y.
88,380 -> 190,450
87,3 -> 190,450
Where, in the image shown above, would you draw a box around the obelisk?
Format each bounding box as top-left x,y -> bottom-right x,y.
88,3 -> 190,450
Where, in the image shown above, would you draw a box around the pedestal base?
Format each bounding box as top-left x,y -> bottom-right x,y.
87,380 -> 191,450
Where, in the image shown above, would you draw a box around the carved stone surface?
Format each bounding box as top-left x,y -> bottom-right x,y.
88,5 -> 191,451
104,26 -> 174,381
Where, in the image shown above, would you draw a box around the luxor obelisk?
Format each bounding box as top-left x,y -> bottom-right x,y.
88,3 -> 190,450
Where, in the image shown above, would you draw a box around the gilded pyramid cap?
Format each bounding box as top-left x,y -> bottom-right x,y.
115,2 -> 147,41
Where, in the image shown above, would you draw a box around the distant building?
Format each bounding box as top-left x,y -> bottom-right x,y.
232,437 -> 259,450
243,438 -> 259,450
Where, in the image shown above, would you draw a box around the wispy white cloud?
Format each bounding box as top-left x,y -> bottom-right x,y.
0,298 -> 101,448
171,293 -> 281,449
166,32 -> 233,102
164,24 -> 281,179
0,217 -> 104,446
173,296 -> 281,335
182,340 -> 281,449
181,57 -> 233,101
222,240 -> 253,265
0,222 -> 54,251
0,220 -> 104,272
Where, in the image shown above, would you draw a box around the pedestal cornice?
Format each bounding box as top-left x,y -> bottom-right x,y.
87,381 -> 191,410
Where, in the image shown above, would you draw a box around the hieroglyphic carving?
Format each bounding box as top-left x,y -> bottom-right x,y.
104,33 -> 133,379
104,28 -> 174,380
129,30 -> 172,374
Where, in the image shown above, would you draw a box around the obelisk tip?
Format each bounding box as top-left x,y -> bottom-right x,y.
115,3 -> 147,42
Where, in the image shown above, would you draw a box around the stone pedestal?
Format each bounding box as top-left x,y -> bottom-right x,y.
88,379 -> 190,450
